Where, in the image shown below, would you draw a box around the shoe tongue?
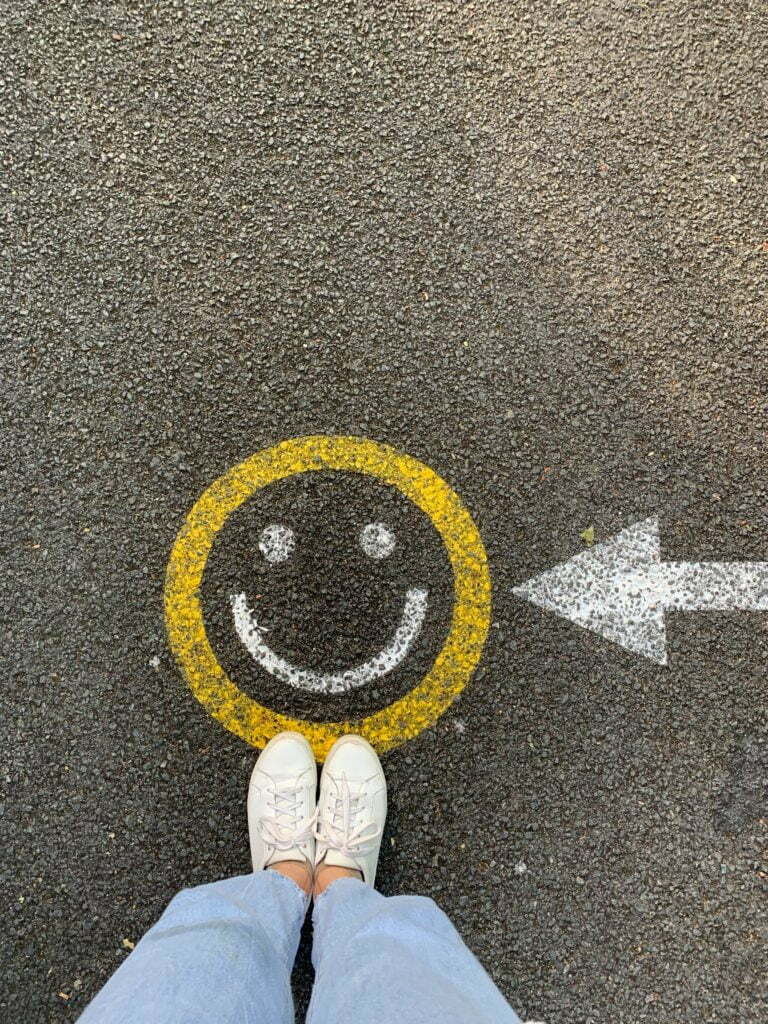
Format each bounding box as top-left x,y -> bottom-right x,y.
321,847 -> 363,876
329,777 -> 367,816
265,847 -> 309,868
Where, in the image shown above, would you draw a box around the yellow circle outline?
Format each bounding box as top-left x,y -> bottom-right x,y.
164,436 -> 491,760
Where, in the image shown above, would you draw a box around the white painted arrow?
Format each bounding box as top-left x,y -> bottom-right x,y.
512,517 -> 768,664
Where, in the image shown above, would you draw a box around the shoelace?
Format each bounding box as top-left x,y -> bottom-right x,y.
314,774 -> 381,859
258,780 -> 317,852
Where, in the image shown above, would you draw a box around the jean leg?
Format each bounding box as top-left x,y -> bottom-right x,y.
78,871 -> 308,1024
307,878 -> 522,1024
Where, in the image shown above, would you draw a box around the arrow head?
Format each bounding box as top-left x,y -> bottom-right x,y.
513,517 -> 668,664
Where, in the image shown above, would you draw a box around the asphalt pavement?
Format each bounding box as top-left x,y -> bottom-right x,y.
2,2 -> 767,1021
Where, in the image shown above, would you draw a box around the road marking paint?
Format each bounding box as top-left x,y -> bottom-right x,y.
231,586 -> 428,694
359,521 -> 396,560
514,516 -> 768,664
164,435 -> 491,759
258,523 -> 295,563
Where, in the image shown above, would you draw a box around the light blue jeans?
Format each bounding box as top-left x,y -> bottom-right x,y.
78,873 -> 523,1023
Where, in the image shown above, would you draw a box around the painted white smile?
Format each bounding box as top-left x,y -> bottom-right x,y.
230,587 -> 428,695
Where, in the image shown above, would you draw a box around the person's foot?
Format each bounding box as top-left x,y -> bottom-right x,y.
313,735 -> 387,896
248,732 -> 317,895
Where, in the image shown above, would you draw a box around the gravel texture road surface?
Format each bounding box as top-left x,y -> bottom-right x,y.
3,2 -> 767,1021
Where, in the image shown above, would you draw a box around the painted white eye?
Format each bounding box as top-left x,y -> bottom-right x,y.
359,522 -> 396,560
259,524 -> 295,564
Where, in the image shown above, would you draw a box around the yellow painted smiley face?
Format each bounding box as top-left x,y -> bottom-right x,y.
164,436 -> 491,760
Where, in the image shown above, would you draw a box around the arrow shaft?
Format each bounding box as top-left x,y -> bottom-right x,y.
658,562 -> 768,612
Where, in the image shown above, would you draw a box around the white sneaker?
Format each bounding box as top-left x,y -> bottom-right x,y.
247,731 -> 317,873
314,735 -> 387,887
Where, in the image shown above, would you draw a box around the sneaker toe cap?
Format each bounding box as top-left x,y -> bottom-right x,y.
255,732 -> 316,778
325,735 -> 384,782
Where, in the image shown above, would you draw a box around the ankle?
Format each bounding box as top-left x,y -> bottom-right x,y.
313,863 -> 363,899
269,860 -> 313,896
